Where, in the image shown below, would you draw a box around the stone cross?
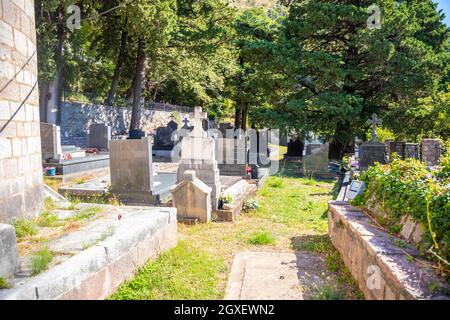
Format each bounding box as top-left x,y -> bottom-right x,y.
367,113 -> 382,142
190,107 -> 208,138
182,117 -> 190,129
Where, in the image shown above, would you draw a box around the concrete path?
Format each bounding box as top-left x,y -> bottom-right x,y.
225,251 -> 330,300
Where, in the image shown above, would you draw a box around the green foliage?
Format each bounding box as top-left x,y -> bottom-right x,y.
219,194 -> 234,204
30,247 -> 53,275
359,155 -> 450,268
12,219 -> 38,239
0,278 -> 11,289
250,0 -> 450,148
247,230 -> 275,245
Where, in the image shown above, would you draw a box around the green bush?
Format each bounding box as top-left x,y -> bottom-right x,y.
357,154 -> 450,269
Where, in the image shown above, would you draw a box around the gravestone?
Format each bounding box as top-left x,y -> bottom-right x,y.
0,224 -> 19,278
40,122 -> 63,161
155,118 -> 178,148
360,142 -> 387,171
360,114 -> 387,171
109,138 -> 159,204
421,139 -> 442,167
405,143 -> 419,159
177,107 -> 221,210
286,139 -> 304,159
385,139 -> 394,156
305,144 -> 322,156
388,141 -> 406,160
247,129 -> 272,179
88,123 -> 111,151
302,143 -> 330,174
171,170 -> 212,223
216,132 -> 248,176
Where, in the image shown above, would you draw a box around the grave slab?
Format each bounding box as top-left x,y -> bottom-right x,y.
225,251 -> 330,300
0,205 -> 177,300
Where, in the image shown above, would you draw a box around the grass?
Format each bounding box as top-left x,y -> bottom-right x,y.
66,198 -> 81,210
0,278 -> 11,289
36,210 -> 60,227
68,206 -> 103,221
247,230 -> 276,245
30,247 -> 53,275
112,174 -> 361,300
110,242 -> 224,300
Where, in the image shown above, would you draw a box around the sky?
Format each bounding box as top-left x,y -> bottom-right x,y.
436,0 -> 450,26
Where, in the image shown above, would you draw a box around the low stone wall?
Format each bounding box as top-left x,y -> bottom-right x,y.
328,201 -> 449,300
0,208 -> 177,300
60,102 -> 191,146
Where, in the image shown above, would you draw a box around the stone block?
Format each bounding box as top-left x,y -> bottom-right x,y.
171,170 -> 212,223
405,143 -> 419,160
109,138 -> 158,204
0,20 -> 14,47
40,122 -> 62,161
0,223 -> 19,278
88,123 -> 111,151
388,141 -> 405,160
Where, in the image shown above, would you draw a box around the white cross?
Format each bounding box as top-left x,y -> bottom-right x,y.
189,107 -> 207,137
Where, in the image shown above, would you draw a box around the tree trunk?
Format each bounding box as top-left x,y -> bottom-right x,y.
41,12 -> 65,125
241,105 -> 248,130
328,122 -> 351,161
328,139 -> 347,161
129,39 -> 146,131
234,107 -> 242,129
105,28 -> 127,106
39,82 -> 49,123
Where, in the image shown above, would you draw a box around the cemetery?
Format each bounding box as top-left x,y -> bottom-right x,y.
1,0 -> 450,304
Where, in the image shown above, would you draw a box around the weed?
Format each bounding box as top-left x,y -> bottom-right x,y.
0,278 -> 11,289
36,211 -> 60,228
314,285 -> 344,300
30,247 -> 53,275
247,231 -> 275,245
12,219 -> 38,238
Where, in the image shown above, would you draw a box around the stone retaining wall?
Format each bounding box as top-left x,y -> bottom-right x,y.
0,0 -> 43,222
328,201 -> 449,300
60,101 -> 191,146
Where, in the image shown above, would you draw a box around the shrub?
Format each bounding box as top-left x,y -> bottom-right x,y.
357,156 -> 450,269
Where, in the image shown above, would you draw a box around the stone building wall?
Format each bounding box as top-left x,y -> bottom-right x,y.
0,0 -> 43,222
60,102 -> 191,146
